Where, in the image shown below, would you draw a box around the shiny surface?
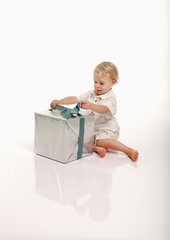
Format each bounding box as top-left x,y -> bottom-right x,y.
0,110 -> 170,239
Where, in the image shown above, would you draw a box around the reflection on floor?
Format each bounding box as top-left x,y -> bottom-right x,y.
0,132 -> 170,240
35,152 -> 135,222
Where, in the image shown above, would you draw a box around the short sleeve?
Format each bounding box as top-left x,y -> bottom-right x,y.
76,90 -> 93,102
104,97 -> 117,116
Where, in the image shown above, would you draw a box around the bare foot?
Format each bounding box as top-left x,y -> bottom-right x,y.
94,146 -> 107,158
128,149 -> 139,162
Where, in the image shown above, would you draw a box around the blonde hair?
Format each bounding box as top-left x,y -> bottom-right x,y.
94,61 -> 119,84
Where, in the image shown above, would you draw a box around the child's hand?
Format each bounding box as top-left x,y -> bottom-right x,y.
50,100 -> 60,109
80,101 -> 91,110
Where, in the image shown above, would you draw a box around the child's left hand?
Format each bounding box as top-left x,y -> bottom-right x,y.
80,101 -> 91,110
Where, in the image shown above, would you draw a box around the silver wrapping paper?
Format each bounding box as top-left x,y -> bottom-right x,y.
34,109 -> 94,163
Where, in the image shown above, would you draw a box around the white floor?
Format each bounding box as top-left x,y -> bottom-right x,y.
0,102 -> 170,240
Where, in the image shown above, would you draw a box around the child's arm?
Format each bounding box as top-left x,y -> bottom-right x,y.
81,101 -> 109,114
50,96 -> 78,109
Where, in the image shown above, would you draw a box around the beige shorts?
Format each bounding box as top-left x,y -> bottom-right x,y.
94,130 -> 119,144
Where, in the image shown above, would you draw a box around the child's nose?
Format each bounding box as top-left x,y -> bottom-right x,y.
95,83 -> 100,88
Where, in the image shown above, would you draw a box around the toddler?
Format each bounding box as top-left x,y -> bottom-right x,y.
50,61 -> 139,162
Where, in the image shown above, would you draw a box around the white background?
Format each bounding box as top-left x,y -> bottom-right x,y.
0,0 -> 169,135
0,0 -> 169,240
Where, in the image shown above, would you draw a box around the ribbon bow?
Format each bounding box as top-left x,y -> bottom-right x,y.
54,102 -> 81,120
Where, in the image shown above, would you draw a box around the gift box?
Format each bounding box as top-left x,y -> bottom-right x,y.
34,103 -> 94,164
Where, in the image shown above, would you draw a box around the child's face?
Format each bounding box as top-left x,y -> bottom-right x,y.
94,76 -> 114,95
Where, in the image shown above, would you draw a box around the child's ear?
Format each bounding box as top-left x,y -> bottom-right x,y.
112,79 -> 116,85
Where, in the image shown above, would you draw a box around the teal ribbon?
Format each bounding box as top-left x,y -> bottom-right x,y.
52,102 -> 84,159
54,102 -> 81,119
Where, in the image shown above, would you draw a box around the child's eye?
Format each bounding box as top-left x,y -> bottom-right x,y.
100,82 -> 104,85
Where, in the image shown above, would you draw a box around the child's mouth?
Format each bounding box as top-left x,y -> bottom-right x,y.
96,90 -> 102,94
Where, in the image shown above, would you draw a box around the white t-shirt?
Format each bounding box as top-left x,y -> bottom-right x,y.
77,89 -> 120,134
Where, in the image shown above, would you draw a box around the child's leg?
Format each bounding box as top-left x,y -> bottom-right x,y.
93,145 -> 107,158
96,139 -> 139,162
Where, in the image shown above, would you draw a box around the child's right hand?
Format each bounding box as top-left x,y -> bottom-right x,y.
50,100 -> 59,109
